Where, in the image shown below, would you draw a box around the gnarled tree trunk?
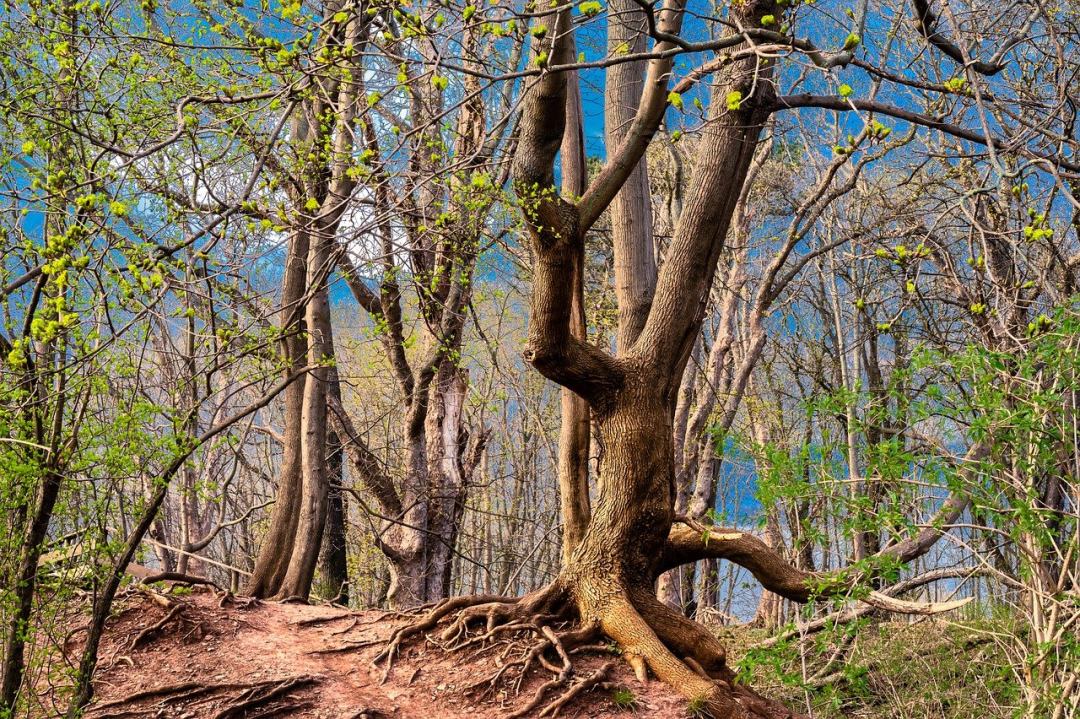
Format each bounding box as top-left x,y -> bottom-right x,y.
509,2 -> 779,710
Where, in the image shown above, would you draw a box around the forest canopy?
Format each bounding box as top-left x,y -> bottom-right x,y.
0,0 -> 1078,716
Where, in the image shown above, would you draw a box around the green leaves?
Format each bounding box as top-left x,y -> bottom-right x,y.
726,90 -> 743,111
944,76 -> 967,93
578,1 -> 603,16
667,91 -> 683,110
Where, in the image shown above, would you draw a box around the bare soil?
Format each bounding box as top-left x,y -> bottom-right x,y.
82,586 -> 693,719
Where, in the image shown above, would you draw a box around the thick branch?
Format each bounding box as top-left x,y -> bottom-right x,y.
326,370 -> 404,519
661,444 -> 989,602
513,9 -> 624,403
633,3 -> 778,383
577,0 -> 686,231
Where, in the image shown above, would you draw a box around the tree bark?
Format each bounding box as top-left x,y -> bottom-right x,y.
319,429 -> 350,605
245,226 -> 308,597
276,222 -> 334,600
557,49 -> 591,565
424,366 -> 474,600
605,0 -> 656,352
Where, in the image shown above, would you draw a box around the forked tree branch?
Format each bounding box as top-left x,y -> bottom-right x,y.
513,9 -> 625,403
576,0 -> 687,231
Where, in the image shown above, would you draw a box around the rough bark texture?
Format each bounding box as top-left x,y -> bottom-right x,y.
557,52 -> 592,565
319,429 -> 350,605
244,227 -> 308,598
508,2 -> 786,712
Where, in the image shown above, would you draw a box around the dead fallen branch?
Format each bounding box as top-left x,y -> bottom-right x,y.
139,571 -> 221,590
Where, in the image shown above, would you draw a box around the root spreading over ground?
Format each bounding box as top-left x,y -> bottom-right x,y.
372,583 -> 800,719
80,586 -> 702,719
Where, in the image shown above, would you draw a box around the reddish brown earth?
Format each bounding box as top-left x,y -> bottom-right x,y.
82,586 -> 692,719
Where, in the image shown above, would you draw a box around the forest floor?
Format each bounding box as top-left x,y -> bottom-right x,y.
81,585 -> 692,719
72,583 -> 1014,719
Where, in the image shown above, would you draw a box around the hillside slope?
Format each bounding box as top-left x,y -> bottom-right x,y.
82,586 -> 693,719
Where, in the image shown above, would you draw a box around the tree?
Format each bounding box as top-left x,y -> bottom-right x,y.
231,0 -> 517,605
383,0 -> 1080,713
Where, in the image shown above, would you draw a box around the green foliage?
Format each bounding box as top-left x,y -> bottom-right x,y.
685,694 -> 711,717
578,1 -> 603,16
610,686 -> 638,711
729,617 -> 1019,719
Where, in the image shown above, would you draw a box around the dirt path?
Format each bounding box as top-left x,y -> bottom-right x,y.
84,588 -> 690,718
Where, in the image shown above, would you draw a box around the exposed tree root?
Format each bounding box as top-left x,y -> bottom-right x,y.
210,675 -> 318,719
217,591 -> 261,609
292,610 -> 390,630
89,682 -> 207,713
243,700 -> 315,718
129,603 -> 186,650
86,675 -> 319,719
309,636 -> 384,654
374,580 -> 800,719
373,593 -> 520,679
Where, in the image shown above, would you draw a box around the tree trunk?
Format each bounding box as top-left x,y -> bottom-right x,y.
1,467 -> 62,712
276,225 -> 333,600
562,378 -> 743,711
512,1 -> 779,709
605,0 -> 657,352
245,227 -> 308,597
557,52 -> 591,565
319,429 -> 350,605
424,366 -> 473,600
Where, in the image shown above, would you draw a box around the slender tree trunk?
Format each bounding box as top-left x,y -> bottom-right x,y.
424,366 -> 472,600
557,55 -> 591,565
319,429 -> 349,605
1,468 -> 62,712
752,509 -> 784,630
246,228 -> 309,597
657,343 -> 698,608
276,226 -> 333,600
605,0 -> 656,352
